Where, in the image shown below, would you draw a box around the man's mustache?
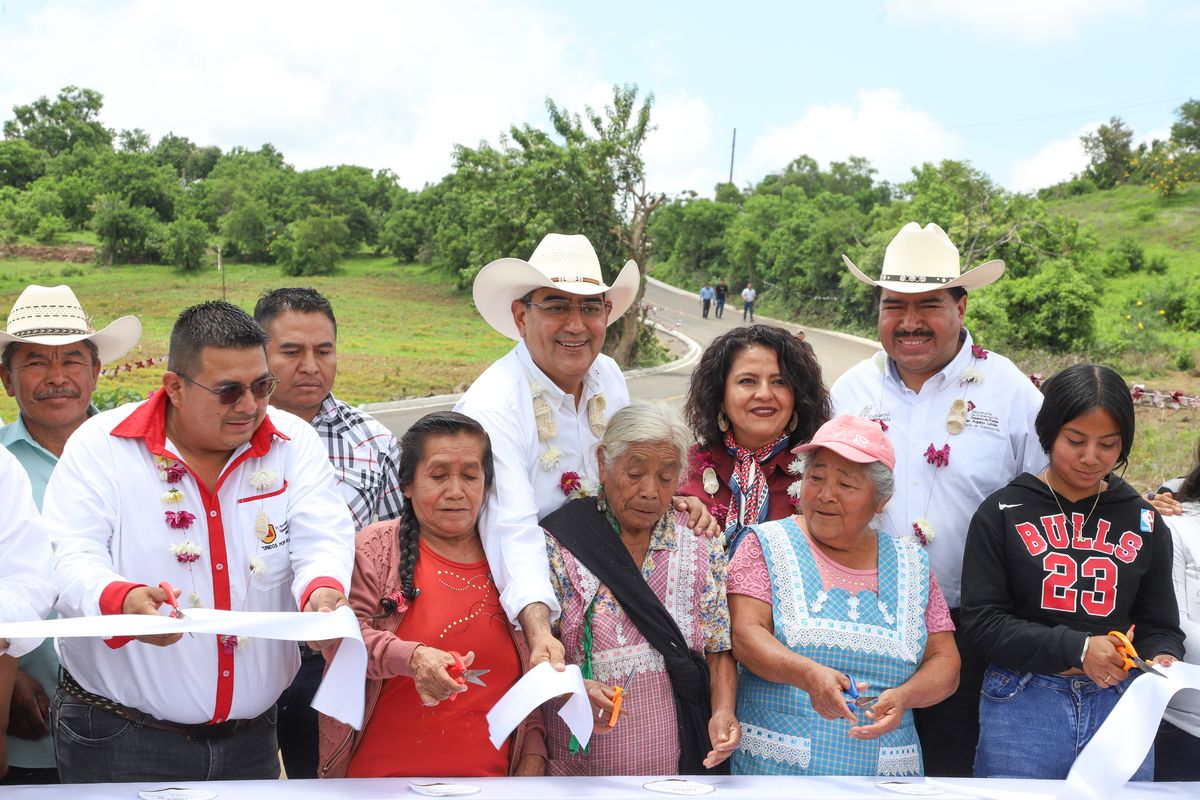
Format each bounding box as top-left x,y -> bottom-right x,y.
34,388 -> 82,400
893,328 -> 935,339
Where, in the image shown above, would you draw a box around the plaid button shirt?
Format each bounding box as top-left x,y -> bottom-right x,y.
312,394 -> 403,529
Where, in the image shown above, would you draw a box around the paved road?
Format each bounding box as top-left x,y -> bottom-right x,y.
366,278 -> 879,436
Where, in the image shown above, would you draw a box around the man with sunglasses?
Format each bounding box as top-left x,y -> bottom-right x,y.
43,300 -> 353,783
457,234 -> 717,671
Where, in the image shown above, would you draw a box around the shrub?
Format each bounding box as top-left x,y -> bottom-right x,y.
163,216 -> 210,271
273,215 -> 351,276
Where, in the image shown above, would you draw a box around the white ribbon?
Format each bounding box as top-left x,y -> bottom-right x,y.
0,606 -> 366,729
486,661 -> 592,750
1059,661 -> 1200,799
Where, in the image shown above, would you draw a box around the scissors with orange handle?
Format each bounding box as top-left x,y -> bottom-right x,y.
605,667 -> 637,728
1108,628 -> 1167,679
158,581 -> 193,637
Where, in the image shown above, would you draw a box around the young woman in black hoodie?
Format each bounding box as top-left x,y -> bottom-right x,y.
960,364 -> 1184,780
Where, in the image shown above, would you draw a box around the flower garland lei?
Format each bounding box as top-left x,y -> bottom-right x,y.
872,344 -> 991,547
530,380 -> 605,500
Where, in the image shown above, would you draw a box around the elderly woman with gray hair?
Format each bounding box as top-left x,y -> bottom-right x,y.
728,415 -> 959,776
541,400 -> 740,776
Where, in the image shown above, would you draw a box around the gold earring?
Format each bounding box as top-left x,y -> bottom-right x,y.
717,411 -> 730,433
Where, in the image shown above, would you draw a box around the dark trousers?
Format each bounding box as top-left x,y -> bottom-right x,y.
701,299 -> 711,318
743,301 -> 754,321
0,766 -> 59,785
51,688 -> 279,783
277,650 -> 324,778
914,609 -> 984,777
715,298 -> 725,318
1155,719 -> 1200,781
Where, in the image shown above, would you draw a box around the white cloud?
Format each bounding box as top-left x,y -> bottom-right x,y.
642,93 -> 725,197
0,0 -> 598,187
1007,125 -> 1095,193
746,88 -> 962,185
885,0 -> 1147,45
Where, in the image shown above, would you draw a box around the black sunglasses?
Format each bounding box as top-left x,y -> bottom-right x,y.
179,374 -> 279,406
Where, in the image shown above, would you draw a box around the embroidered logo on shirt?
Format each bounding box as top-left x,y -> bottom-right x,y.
999,502 -> 1023,510
1141,508 -> 1155,533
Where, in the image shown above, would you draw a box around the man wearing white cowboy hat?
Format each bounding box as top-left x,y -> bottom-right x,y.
0,284 -> 140,785
830,222 -> 1045,777
457,233 -> 717,667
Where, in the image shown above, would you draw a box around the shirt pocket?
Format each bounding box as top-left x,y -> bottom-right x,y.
239,481 -> 292,589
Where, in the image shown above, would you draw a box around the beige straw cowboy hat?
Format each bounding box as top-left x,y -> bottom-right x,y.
472,233 -> 640,340
843,222 -> 1004,293
0,284 -> 141,364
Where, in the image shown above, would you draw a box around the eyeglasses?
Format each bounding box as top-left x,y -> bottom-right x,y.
179,374 -> 279,406
524,299 -> 612,319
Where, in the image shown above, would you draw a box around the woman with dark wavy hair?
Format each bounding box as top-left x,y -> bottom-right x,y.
681,324 -> 831,555
318,411 -> 545,778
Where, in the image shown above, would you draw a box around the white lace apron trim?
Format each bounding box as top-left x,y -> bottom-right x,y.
878,743 -> 921,776
739,723 -> 811,768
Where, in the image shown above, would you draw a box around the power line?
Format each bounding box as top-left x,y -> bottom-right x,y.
947,96 -> 1192,131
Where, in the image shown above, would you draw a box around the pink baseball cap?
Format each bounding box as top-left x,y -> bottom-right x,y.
792,414 -> 895,471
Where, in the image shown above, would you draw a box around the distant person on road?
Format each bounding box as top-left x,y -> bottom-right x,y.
741,283 -> 756,321
715,279 -> 728,318
254,287 -> 403,779
700,282 -> 714,319
455,234 -> 719,676
680,325 -> 831,556
829,221 -> 1044,777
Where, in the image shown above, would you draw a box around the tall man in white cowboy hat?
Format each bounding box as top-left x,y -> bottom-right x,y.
830,222 -> 1045,777
44,300 -> 352,783
456,233 -> 716,665
0,284 -> 141,785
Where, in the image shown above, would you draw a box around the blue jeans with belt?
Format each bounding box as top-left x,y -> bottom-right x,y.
975,664 -> 1153,780
52,688 -> 280,783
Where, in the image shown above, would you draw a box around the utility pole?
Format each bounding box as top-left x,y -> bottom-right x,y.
728,128 -> 737,185
216,244 -> 225,301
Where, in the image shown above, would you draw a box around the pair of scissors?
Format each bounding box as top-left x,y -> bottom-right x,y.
605,667 -> 638,728
445,650 -> 490,701
843,673 -> 879,710
1108,628 -> 1167,679
159,581 -> 194,638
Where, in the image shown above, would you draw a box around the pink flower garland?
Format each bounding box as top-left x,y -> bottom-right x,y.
559,471 -> 582,496
924,443 -> 950,468
165,510 -> 196,530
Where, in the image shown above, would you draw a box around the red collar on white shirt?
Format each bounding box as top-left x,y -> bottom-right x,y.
110,388 -> 289,456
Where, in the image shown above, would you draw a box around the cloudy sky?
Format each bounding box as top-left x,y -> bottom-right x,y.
1,0 -> 1195,195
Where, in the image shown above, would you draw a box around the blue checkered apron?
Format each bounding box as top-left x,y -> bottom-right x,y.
733,517 -> 929,776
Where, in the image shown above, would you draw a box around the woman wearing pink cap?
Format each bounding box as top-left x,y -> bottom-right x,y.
728,415 -> 960,776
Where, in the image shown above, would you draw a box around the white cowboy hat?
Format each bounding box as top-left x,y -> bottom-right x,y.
472,233 -> 640,340
0,284 -> 141,364
842,222 -> 1004,293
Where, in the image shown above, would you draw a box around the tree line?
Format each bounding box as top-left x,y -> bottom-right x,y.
2,85 -> 1198,363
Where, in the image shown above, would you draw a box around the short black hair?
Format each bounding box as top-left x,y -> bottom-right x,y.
1035,364 -> 1135,471
168,300 -> 268,376
253,288 -> 337,336
685,324 -> 831,448
2,338 -> 99,370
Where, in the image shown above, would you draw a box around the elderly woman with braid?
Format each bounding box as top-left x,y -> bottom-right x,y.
318,411 -> 546,778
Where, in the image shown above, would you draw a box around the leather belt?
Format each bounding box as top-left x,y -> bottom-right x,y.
60,670 -> 273,741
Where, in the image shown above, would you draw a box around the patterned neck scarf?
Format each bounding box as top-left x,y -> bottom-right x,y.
723,429 -> 791,556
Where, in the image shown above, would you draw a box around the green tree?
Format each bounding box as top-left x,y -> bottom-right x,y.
218,191 -> 274,262
164,217 -> 210,271
273,215 -> 351,276
0,140 -> 48,189
1171,99 -> 1200,151
3,86 -> 113,157
91,193 -> 158,265
1081,117 -> 1135,188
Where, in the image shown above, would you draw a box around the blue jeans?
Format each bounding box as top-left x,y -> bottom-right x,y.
52,687 -> 280,783
743,301 -> 754,321
975,665 -> 1153,780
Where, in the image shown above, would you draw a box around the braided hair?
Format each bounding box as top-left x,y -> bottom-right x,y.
395,411 -> 495,602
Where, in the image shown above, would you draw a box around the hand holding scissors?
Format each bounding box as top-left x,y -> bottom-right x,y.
1108,627 -> 1168,679
445,650 -> 490,702
842,673 -> 878,711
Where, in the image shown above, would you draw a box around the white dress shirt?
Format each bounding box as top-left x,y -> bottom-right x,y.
1164,504 -> 1200,736
45,393 -> 354,724
0,445 -> 54,658
455,340 -> 630,622
830,329 -> 1045,608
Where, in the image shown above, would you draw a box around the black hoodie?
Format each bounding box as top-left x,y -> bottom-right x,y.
960,472 -> 1184,674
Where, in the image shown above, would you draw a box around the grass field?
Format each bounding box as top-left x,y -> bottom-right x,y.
0,255 -> 516,421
